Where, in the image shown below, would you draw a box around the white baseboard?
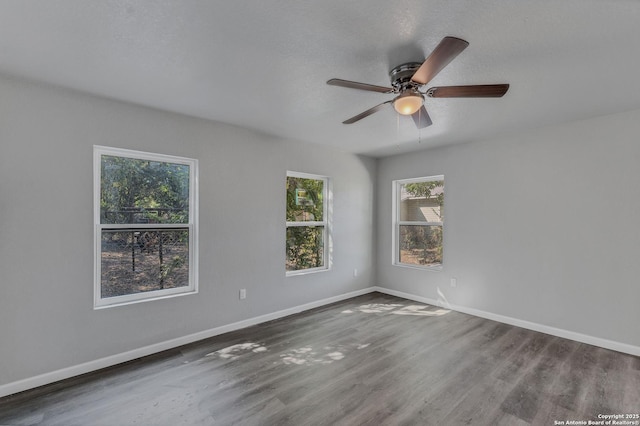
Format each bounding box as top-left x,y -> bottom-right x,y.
372,286 -> 640,357
3,285 -> 638,399
0,287 -> 375,399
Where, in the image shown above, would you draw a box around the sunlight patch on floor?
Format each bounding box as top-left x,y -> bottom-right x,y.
392,305 -> 450,316
279,343 -> 369,366
342,303 -> 403,314
342,302 -> 450,316
206,342 -> 267,360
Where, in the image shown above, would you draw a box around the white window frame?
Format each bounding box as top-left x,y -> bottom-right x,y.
286,171 -> 330,276
392,175 -> 444,271
93,146 -> 198,308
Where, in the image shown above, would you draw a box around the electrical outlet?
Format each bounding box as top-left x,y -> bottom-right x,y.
450,278 -> 457,288
353,268 -> 358,277
239,288 -> 247,300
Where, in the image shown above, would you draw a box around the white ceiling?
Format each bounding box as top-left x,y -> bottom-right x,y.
1,1 -> 639,157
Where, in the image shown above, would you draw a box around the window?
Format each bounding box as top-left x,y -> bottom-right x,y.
393,175 -> 444,269
94,146 -> 198,308
286,172 -> 329,275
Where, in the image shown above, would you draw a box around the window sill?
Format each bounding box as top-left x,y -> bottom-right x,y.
286,267 -> 330,277
94,288 -> 197,309
393,263 -> 442,272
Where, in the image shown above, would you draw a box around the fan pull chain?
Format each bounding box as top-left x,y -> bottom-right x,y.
396,113 -> 401,149
418,108 -> 422,144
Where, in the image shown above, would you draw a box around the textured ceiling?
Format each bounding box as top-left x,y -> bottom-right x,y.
1,1 -> 639,156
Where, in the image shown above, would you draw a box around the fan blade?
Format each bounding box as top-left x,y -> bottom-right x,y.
342,101 -> 392,124
411,37 -> 469,85
327,78 -> 393,94
412,106 -> 432,129
427,84 -> 509,98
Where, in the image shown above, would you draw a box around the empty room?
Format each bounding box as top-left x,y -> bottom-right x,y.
0,1 -> 639,425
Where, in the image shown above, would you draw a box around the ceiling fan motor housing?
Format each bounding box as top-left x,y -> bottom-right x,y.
327,36 -> 508,127
389,62 -> 422,92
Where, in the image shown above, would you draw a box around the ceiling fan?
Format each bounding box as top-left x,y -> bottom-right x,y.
327,36 -> 509,129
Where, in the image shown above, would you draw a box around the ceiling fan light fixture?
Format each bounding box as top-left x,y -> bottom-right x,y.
328,37 -> 508,128
393,91 -> 424,115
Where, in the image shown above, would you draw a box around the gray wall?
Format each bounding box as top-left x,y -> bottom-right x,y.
0,75 -> 376,386
377,108 -> 640,348
3,70 -> 640,390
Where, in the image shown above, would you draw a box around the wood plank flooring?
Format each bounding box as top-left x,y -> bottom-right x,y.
1,292 -> 638,425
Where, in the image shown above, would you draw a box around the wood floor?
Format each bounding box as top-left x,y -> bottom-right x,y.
1,292 -> 639,425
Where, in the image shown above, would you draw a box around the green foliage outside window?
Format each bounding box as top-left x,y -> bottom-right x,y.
399,225 -> 443,266
101,155 -> 190,224
99,153 -> 192,299
403,180 -> 444,218
400,179 -> 444,266
286,176 -> 326,271
286,176 -> 324,222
